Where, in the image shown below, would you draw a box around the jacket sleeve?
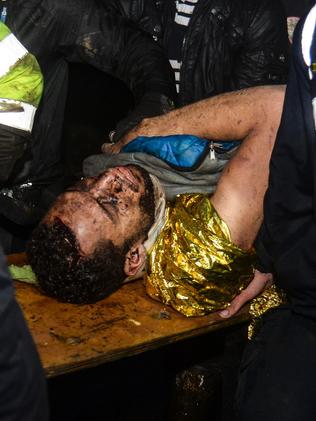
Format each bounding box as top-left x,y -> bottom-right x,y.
62,0 -> 176,104
99,0 -> 162,40
55,0 -> 175,138
230,0 -> 290,89
88,0 -> 174,139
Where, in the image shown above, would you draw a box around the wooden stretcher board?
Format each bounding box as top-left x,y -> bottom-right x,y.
8,253 -> 250,378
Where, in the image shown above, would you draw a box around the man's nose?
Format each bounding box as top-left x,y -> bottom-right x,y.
89,183 -> 114,198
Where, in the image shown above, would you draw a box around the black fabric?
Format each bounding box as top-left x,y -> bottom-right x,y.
112,92 -> 175,142
108,0 -> 290,106
254,8 -> 316,319
236,307 -> 316,421
281,0 -> 314,17
0,248 -> 48,420
237,6 -> 316,419
162,0 -> 290,106
0,125 -> 31,186
5,0 -> 176,182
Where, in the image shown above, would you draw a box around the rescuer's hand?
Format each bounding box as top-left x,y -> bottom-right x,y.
219,270 -> 273,318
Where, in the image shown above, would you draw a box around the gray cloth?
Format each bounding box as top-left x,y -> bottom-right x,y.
83,148 -> 238,201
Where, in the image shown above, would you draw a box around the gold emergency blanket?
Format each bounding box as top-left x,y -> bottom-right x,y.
145,194 -> 256,316
248,284 -> 287,339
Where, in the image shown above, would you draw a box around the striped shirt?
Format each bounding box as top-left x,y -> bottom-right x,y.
167,0 -> 199,93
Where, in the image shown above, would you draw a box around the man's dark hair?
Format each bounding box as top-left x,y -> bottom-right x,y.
27,220 -> 127,303
27,166 -> 155,304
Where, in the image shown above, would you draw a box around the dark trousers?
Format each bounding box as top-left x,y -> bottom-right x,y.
0,298 -> 49,420
236,307 -> 316,421
0,124 -> 30,186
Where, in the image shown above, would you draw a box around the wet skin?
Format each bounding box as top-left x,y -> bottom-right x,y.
44,166 -> 147,256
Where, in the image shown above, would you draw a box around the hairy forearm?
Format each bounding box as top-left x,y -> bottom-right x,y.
122,85 -> 285,144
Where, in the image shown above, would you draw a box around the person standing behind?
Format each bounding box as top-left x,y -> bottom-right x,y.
104,0 -> 289,108
164,0 -> 288,104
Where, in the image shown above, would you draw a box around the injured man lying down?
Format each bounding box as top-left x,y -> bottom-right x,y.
27,85 -> 285,317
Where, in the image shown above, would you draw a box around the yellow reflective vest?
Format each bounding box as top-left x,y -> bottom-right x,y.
0,22 -> 43,132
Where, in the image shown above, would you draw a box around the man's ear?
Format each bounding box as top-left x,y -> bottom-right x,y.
124,242 -> 146,276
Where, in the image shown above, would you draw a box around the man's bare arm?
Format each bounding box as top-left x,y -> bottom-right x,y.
103,85 -> 285,153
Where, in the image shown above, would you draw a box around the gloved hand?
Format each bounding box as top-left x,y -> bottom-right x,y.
109,92 -> 175,144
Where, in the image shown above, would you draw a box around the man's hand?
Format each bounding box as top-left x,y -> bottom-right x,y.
100,93 -> 175,155
101,141 -> 124,155
101,114 -> 175,154
100,98 -> 179,155
219,270 -> 273,318
101,123 -> 143,154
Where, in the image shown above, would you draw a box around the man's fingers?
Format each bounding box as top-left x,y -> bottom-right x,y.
219,271 -> 273,318
101,142 -> 110,153
101,142 -> 121,154
219,289 -> 252,318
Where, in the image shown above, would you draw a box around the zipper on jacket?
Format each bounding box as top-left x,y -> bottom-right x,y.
209,141 -> 216,160
0,0 -> 7,23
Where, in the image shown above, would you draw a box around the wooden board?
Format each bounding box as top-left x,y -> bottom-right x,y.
8,253 -> 250,378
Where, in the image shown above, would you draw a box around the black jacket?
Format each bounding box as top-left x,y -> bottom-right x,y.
107,0 -> 290,105
6,0 -> 176,181
255,14 -> 316,318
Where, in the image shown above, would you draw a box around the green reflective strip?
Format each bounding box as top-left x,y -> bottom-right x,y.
0,22 -> 43,107
0,54 -> 43,106
0,21 -> 10,41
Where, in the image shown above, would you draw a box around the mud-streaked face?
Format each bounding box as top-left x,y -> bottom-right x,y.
44,165 -> 151,256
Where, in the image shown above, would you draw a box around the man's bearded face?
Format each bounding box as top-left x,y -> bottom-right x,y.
44,165 -> 154,256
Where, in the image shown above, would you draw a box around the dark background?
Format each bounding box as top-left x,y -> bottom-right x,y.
61,64 -> 134,182
281,0 -> 314,17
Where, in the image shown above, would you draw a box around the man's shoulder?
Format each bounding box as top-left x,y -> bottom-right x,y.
39,0 -> 89,18
198,0 -> 280,20
228,0 -> 287,33
228,0 -> 285,15
105,0 -> 161,25
11,0 -> 83,20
